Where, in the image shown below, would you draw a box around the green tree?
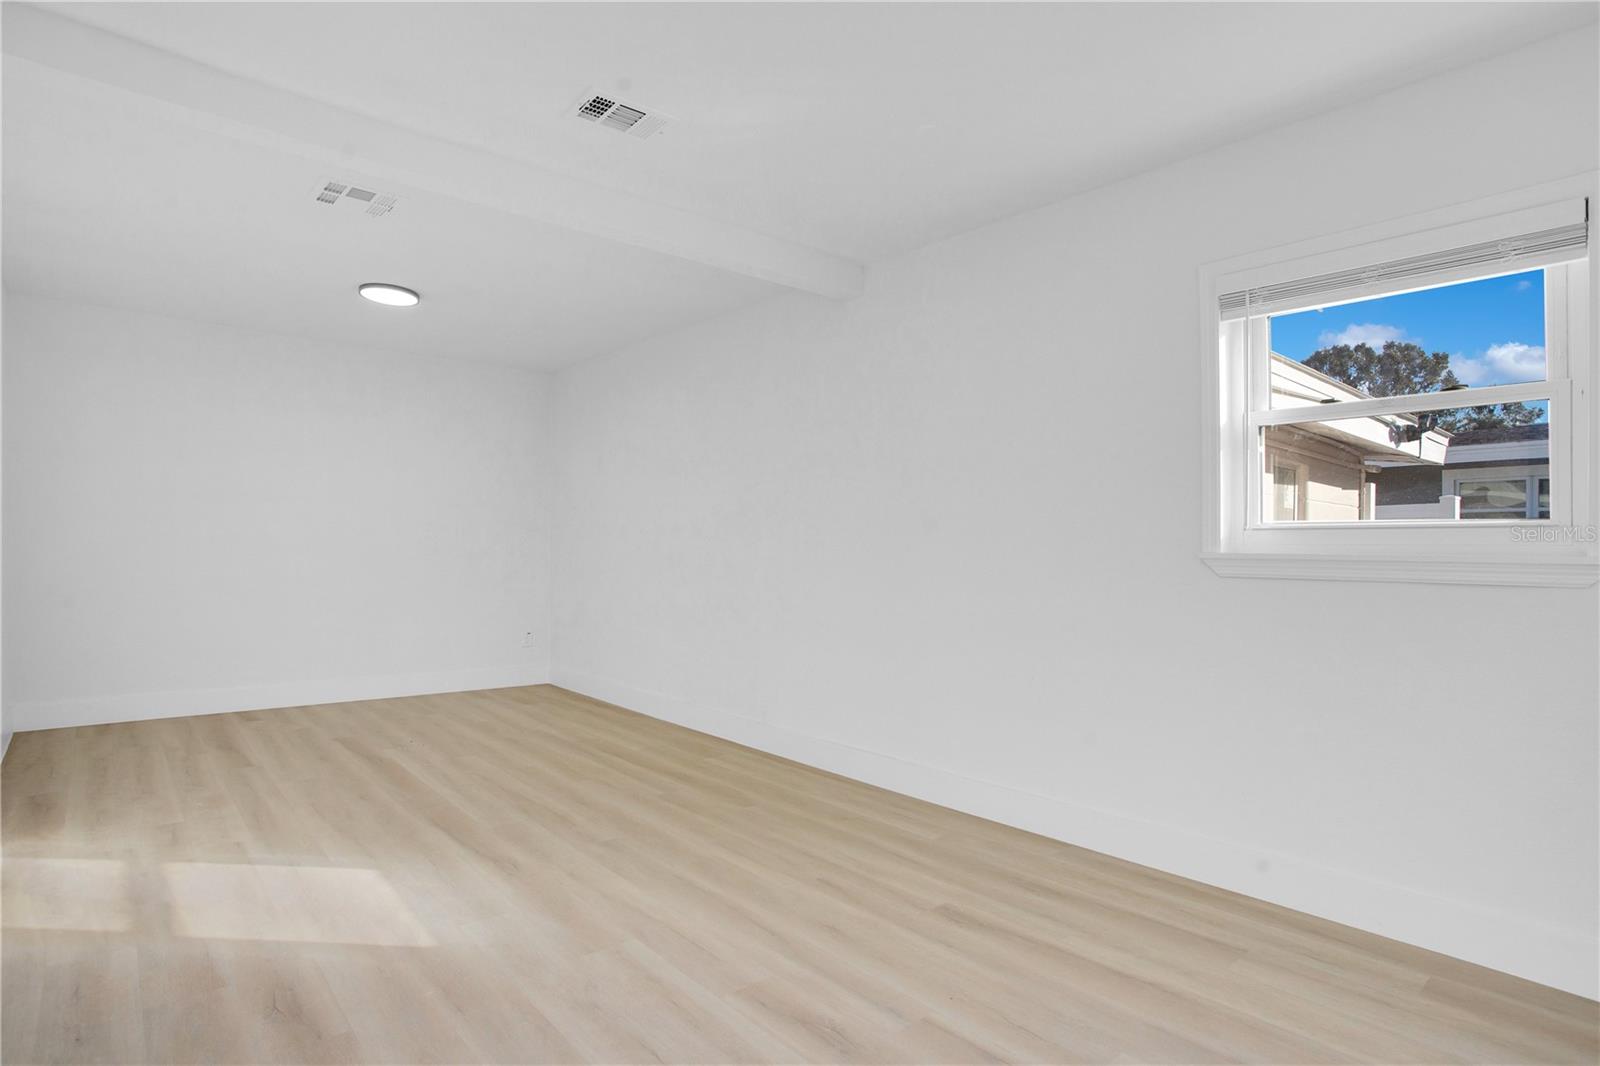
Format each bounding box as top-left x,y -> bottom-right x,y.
1303,341 -> 1459,396
1437,400 -> 1544,432
1302,340 -> 1542,433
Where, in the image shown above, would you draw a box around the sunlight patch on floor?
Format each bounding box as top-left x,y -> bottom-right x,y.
162,862 -> 434,946
2,857 -> 132,932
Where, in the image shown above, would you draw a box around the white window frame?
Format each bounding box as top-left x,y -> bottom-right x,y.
1199,175 -> 1599,587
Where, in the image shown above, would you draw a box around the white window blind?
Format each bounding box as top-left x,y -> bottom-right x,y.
1220,202 -> 1588,321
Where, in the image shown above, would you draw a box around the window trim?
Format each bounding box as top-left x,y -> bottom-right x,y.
1198,175 -> 1599,587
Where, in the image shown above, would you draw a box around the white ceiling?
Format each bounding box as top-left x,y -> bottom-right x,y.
5,2 -> 1596,368
3,57 -> 783,367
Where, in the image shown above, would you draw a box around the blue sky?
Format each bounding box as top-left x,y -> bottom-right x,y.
1270,269 -> 1545,388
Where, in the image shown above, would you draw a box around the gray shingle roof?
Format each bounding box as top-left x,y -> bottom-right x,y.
1446,423 -> 1549,446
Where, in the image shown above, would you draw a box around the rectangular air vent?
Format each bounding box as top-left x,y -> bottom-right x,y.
311,180 -> 399,217
573,93 -> 669,139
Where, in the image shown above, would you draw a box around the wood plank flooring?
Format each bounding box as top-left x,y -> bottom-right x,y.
3,684 -> 1596,1064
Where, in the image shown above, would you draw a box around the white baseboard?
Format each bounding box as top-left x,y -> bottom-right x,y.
6,664 -> 550,733
552,666 -> 1599,1001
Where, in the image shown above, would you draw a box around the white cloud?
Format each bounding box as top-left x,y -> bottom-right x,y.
1514,278 -> 1534,292
1316,323 -> 1409,348
1450,342 -> 1546,386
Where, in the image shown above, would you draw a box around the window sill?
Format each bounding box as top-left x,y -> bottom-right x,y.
1200,552 -> 1599,588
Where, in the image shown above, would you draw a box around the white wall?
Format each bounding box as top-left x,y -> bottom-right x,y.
551,27 -> 1600,997
3,292 -> 553,728
1,284 -> 7,760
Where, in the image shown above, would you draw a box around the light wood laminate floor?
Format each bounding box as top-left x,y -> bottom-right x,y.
3,685 -> 1596,1064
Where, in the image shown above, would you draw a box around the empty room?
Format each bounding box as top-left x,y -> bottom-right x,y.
2,2 -> 1598,1063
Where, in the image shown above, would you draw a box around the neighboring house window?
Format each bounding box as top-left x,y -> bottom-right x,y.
1458,478 -> 1536,519
1200,184 -> 1596,586
1455,474 -> 1553,520
1270,461 -> 1305,522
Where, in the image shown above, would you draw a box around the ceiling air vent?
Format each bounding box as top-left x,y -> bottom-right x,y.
573,93 -> 669,139
312,180 -> 399,217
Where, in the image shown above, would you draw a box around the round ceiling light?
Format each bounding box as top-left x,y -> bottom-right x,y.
358,283 -> 420,307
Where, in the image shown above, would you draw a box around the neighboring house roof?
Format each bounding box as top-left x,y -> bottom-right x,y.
1268,352 -> 1376,406
1444,420 -> 1549,466
1445,423 -> 1550,446
1269,352 -> 1451,465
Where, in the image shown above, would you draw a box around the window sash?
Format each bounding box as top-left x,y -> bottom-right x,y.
1247,380 -> 1557,430
1236,257 -> 1573,530
1241,258 -> 1573,429
1244,384 -> 1569,530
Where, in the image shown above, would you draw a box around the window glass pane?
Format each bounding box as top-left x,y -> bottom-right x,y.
1261,402 -> 1550,523
1458,479 -> 1527,516
1271,463 -> 1302,522
1267,270 -> 1545,409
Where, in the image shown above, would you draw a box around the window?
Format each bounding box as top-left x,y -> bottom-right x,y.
1454,473 -> 1552,520
1200,184 -> 1597,587
1270,460 -> 1305,522
1458,478 -> 1535,519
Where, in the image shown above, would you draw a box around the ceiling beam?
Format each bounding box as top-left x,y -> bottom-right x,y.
3,4 -> 865,300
